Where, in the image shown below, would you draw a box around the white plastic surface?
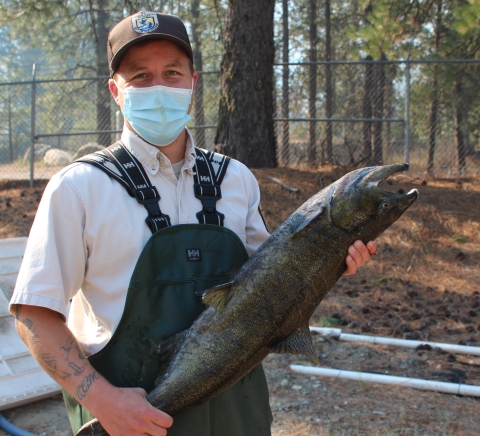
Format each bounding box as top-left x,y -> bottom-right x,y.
0,237 -> 61,411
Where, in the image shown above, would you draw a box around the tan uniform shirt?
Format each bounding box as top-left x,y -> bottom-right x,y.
10,128 -> 270,355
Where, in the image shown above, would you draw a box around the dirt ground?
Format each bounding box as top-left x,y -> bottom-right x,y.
1,165 -> 480,435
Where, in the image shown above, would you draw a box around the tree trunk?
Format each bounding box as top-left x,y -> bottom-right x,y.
8,89 -> 13,162
191,0 -> 206,149
463,109 -> 474,155
95,0 -> 111,146
454,77 -> 466,175
372,53 -> 385,165
384,63 -> 396,147
308,0 -> 317,165
215,0 -> 276,168
324,0 -> 333,164
428,0 -> 442,174
362,56 -> 373,165
428,79 -> 439,173
281,0 -> 289,165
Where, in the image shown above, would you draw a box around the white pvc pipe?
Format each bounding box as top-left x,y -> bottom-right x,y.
290,365 -> 480,397
309,326 -> 480,356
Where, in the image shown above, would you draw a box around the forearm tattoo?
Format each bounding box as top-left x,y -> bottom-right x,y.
38,352 -> 72,380
15,307 -> 87,381
76,371 -> 99,401
61,337 -> 86,376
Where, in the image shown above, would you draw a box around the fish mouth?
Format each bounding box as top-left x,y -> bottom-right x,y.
360,163 -> 419,201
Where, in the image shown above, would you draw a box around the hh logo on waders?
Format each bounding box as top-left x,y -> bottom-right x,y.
186,248 -> 202,262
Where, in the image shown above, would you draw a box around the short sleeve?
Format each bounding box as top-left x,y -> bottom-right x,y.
243,169 -> 270,256
9,170 -> 87,319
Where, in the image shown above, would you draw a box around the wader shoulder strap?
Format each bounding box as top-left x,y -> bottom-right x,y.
76,141 -> 171,233
76,143 -> 231,231
193,147 -> 230,226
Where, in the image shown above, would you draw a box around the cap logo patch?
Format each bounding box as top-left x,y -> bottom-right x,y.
132,12 -> 159,33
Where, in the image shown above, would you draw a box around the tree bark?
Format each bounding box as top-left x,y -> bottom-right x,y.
428,0 -> 442,173
308,0 -> 317,165
281,0 -> 290,165
8,88 -> 13,162
362,56 -> 373,165
454,77 -> 466,175
191,0 -> 206,149
372,53 -> 385,165
324,0 -> 333,164
384,63 -> 395,147
428,78 -> 439,173
215,0 -> 276,168
95,0 -> 111,146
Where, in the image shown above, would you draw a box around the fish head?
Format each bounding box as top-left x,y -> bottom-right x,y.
329,163 -> 418,237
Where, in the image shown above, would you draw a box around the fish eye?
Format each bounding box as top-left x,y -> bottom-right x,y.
381,202 -> 390,210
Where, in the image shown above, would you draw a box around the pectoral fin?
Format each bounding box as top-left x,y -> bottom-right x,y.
271,325 -> 319,363
155,329 -> 188,385
291,205 -> 326,238
201,282 -> 235,312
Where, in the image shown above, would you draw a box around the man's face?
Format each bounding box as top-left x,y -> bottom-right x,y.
109,39 -> 197,113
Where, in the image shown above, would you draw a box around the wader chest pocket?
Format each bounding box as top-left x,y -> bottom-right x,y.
133,276 -> 234,344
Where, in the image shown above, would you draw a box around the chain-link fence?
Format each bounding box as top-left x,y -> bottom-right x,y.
1,59 -> 479,183
274,59 -> 480,177
0,70 -> 221,183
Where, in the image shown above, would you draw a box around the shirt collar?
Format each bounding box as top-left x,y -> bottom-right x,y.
120,126 -> 197,175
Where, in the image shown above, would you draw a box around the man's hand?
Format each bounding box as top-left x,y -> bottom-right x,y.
84,385 -> 173,436
343,240 -> 377,275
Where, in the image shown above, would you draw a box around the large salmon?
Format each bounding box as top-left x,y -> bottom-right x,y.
77,163 -> 418,435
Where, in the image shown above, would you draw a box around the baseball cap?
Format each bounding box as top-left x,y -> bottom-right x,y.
107,11 -> 193,77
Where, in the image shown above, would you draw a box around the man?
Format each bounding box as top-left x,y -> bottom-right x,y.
10,11 -> 376,436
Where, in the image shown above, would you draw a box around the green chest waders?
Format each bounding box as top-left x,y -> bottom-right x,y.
65,144 -> 272,435
64,225 -> 272,436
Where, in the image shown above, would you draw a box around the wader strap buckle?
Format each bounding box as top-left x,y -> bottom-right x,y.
194,184 -> 225,226
134,186 -> 172,233
193,148 -> 230,227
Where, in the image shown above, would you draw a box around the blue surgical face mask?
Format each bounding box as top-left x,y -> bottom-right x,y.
116,81 -> 193,147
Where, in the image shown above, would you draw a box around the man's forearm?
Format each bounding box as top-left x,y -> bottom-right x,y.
13,304 -> 173,435
14,304 -> 103,404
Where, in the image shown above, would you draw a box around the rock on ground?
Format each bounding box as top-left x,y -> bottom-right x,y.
43,149 -> 73,167
22,143 -> 51,164
72,143 -> 103,160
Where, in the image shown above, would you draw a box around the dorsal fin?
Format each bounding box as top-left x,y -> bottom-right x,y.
201,282 -> 235,312
291,205 -> 326,238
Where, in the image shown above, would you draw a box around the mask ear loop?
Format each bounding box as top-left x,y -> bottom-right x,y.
113,81 -> 125,115
114,81 -> 124,94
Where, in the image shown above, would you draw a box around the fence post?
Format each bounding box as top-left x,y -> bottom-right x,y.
404,59 -> 410,166
30,64 -> 36,188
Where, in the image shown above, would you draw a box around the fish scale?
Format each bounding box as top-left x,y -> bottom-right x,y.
77,163 -> 418,436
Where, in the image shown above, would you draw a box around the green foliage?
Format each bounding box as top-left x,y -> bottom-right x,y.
316,316 -> 341,327
450,233 -> 468,243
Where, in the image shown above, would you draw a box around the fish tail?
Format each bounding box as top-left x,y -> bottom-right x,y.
76,418 -> 108,436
